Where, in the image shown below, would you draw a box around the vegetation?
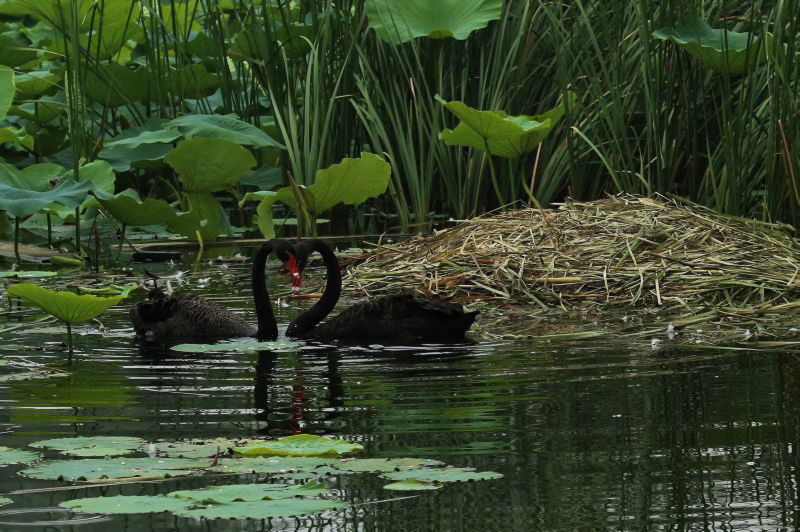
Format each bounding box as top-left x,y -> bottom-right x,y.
0,0 -> 795,269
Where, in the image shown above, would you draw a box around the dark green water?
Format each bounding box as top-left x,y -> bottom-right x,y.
1,259 -> 799,531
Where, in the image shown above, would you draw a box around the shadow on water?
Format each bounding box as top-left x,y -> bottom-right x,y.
0,259 -> 799,530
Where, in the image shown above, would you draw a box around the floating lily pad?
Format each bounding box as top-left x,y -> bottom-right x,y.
172,498 -> 345,520
0,446 -> 40,466
171,339 -> 303,353
333,457 -> 444,473
168,481 -> 327,503
19,457 -> 209,481
0,271 -> 58,278
209,456 -> 334,474
235,435 -> 363,457
382,467 -> 502,483
61,495 -> 193,515
383,480 -> 443,491
29,436 -> 146,457
152,438 -> 258,458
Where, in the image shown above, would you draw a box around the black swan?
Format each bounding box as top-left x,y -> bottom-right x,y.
130,239 -> 302,341
286,239 -> 478,343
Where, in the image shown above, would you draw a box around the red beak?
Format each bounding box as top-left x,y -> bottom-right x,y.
286,254 -> 302,294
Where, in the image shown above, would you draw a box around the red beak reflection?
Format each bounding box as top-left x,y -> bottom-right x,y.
286,254 -> 302,295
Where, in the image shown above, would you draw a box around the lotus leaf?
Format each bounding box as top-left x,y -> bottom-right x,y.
161,64 -> 219,99
384,480 -> 443,491
166,137 -> 256,192
15,71 -> 60,99
366,0 -> 502,45
168,481 -> 327,503
653,15 -> 759,74
171,339 -> 303,353
165,192 -> 223,241
235,435 -> 364,457
20,457 -> 209,481
6,284 -> 123,325
20,163 -> 66,190
238,191 -> 278,239
151,438 -> 260,458
60,160 -> 116,194
0,446 -> 40,465
98,118 -> 176,171
0,34 -> 37,67
382,467 -> 503,483
0,179 -> 91,217
94,189 -> 176,227
209,456 -> 334,474
77,284 -> 142,298
0,65 -> 12,120
168,114 -> 284,149
0,270 -> 58,278
437,93 -> 576,158
0,496 -> 11,506
334,457 -> 444,473
61,495 -> 193,514
105,129 -> 180,149
29,436 -> 146,457
172,498 -> 345,520
84,62 -> 149,107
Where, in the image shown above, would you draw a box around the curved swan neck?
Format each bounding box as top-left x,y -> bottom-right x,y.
252,242 -> 278,341
287,239 -> 341,337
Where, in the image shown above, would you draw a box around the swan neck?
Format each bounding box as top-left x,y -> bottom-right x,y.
288,240 -> 341,337
252,242 -> 278,340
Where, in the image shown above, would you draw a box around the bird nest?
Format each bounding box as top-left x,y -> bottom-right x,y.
342,195 -> 800,343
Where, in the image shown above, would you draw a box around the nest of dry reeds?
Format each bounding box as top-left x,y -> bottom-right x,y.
343,196 -> 800,332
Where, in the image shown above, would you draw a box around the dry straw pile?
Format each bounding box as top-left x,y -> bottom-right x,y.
344,196 -> 799,325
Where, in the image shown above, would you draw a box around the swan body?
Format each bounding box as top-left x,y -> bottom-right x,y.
287,240 -> 477,343
130,239 -> 300,341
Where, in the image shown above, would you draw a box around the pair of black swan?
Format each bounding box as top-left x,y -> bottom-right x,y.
130,239 -> 477,344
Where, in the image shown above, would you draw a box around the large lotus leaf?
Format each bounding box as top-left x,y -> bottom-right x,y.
168,481 -> 327,503
366,0 -> 502,45
99,143 -> 172,172
94,188 -> 176,227
171,339 -> 303,354
153,64 -> 219,100
61,495 -> 194,515
7,284 -> 123,325
0,65 -> 12,120
19,457 -> 209,481
105,130 -> 180,149
151,438 -> 260,459
84,63 -> 148,107
15,71 -> 60,99
233,24 -> 314,61
0,446 -> 40,465
0,34 -> 38,67
173,498 -> 345,520
0,178 -> 90,217
29,436 -> 146,457
0,162 -> 42,191
384,480 -> 443,491
235,435 -> 364,457
98,118 -> 176,171
276,152 -> 389,215
209,456 -> 334,474
168,114 -> 284,149
165,192 -> 223,241
437,93 -> 576,158
333,458 -> 444,473
166,138 -> 256,192
0,270 -> 58,278
652,15 -> 758,75
61,160 -> 116,194
20,163 -> 66,190
10,0 -> 96,29
158,2 -> 199,38
238,191 -> 280,240
382,467 -> 503,483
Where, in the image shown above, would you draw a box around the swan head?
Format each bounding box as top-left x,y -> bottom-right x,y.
285,253 -> 302,295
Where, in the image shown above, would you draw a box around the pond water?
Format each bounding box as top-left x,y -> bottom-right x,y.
1,256 -> 799,531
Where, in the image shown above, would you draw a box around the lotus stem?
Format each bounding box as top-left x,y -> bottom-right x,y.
482,137 -> 505,207
92,218 -> 100,273
46,214 -> 52,247
74,207 -> 81,256
14,217 -> 21,264
116,224 -> 126,260
66,322 -> 73,353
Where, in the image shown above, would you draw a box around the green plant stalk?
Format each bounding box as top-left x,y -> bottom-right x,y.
46,214 -> 52,247
14,216 -> 21,264
66,322 -> 73,352
482,138 -> 505,206
116,224 -> 126,260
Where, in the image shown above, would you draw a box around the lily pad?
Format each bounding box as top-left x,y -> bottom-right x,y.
168,114 -> 284,149
333,457 -> 444,473
437,93 -> 576,158
61,495 -> 193,515
171,339 -> 303,353
366,0 -> 502,45
209,456 -> 334,474
151,438 -> 258,458
166,137 -> 256,193
172,498 -> 345,520
383,480 -> 443,491
0,446 -> 40,466
0,179 -> 91,218
94,188 -> 176,227
0,270 -> 58,278
19,457 -> 209,481
235,435 -> 364,457
168,481 -> 327,503
7,284 -> 123,325
29,436 -> 146,457
382,467 -> 503,483
653,15 -> 760,74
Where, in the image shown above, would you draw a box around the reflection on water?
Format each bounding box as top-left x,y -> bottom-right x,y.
0,262 -> 799,530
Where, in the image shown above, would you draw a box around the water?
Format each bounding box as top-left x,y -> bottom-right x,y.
1,259 -> 799,531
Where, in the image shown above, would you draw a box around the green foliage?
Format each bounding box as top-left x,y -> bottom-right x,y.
0,446 -> 40,465
168,481 -> 327,503
6,284 -> 123,325
61,495 -> 192,515
0,65 -> 12,120
234,435 -> 364,457
94,189 -> 176,227
208,456 -> 335,474
29,436 -> 146,457
0,179 -> 90,218
653,15 -> 760,75
168,114 -> 284,148
166,138 -> 256,192
366,0 -> 503,44
20,457 -> 208,481
0,270 -> 58,278
0,496 -> 11,506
